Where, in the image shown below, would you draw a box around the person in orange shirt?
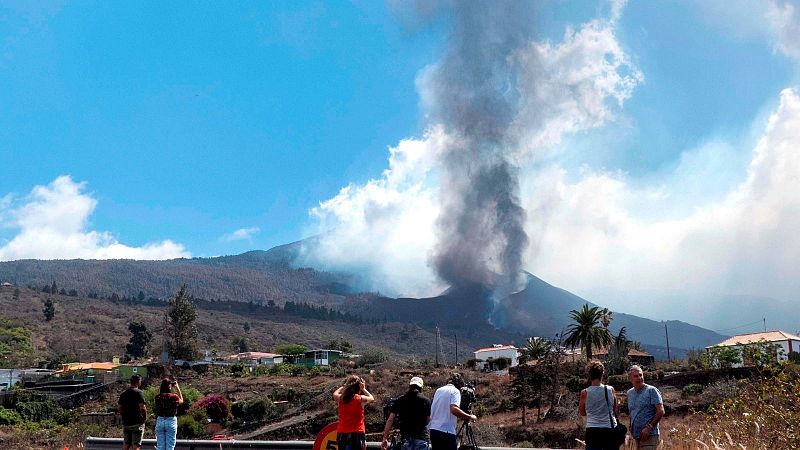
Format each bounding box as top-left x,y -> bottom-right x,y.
334,375 -> 375,450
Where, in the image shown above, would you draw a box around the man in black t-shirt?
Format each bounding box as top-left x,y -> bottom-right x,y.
382,376 -> 432,450
117,374 -> 147,450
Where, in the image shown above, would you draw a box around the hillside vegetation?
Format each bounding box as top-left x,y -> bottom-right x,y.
0,284 -> 469,366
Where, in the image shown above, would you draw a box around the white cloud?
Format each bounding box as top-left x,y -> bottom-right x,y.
526,88 -> 800,305
221,227 -> 260,242
0,176 -> 190,261
767,0 -> 800,59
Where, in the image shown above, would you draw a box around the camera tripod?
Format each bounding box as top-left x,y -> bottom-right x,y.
457,420 -> 479,450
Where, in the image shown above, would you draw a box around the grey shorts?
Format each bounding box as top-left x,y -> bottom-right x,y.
123,423 -> 145,446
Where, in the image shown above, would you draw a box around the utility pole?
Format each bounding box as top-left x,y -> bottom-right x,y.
454,334 -> 458,366
435,326 -> 440,368
664,323 -> 671,362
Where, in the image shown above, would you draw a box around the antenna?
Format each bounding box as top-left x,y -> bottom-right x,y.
664,323 -> 671,362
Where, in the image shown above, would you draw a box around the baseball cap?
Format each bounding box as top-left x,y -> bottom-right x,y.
409,376 -> 424,388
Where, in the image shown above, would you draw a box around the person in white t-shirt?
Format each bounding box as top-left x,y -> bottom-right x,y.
428,373 -> 477,450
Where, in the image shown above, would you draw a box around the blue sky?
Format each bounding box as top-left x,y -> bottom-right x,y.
0,1 -> 440,255
3,1 -> 800,324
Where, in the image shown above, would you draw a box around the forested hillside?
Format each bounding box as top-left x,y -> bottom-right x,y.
0,243 -> 354,307
0,284 -> 465,367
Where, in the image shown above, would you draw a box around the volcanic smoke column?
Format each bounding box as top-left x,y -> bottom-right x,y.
424,3 -> 532,295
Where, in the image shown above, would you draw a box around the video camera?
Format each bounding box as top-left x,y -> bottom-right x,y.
459,383 -> 476,413
383,397 -> 402,429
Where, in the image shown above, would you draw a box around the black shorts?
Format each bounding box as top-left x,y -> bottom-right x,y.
585,427 -> 619,450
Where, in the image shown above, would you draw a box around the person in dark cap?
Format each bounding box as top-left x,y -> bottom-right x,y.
382,376 -> 431,450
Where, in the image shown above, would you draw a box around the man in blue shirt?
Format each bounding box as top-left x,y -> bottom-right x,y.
627,365 -> 664,449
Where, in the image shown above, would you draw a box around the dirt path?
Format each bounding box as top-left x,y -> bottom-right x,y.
235,408 -> 328,440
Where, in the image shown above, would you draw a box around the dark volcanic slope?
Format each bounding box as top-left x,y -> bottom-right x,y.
0,242 -> 727,358
497,273 -> 727,353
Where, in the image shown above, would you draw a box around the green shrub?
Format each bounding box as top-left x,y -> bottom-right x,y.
498,397 -> 514,412
0,407 -> 22,425
307,367 -> 321,377
565,376 -> 584,392
682,383 -> 703,397
606,374 -> 628,385
177,415 -> 205,438
15,400 -> 61,422
231,396 -> 276,422
268,363 -> 294,376
252,365 -> 270,376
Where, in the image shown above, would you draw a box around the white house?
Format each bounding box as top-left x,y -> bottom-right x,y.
473,344 -> 519,371
706,330 -> 800,367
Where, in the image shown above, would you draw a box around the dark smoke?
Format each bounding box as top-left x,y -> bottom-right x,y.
425,2 -> 534,295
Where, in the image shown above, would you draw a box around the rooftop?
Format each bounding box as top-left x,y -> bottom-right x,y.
474,345 -> 517,353
708,330 -> 800,348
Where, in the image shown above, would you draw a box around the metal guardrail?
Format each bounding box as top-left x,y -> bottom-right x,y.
84,438 -> 566,450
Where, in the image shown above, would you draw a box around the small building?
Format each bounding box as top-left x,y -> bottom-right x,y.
227,352 -> 284,366
593,347 -> 655,366
295,349 -> 342,368
706,330 -> 800,368
52,362 -> 120,384
473,344 -> 519,371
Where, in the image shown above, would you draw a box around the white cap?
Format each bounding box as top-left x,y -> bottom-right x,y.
409,376 -> 424,388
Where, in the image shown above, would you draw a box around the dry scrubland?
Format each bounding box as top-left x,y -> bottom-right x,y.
1,285 -> 799,449
2,362 -> 798,449
0,285 -> 456,365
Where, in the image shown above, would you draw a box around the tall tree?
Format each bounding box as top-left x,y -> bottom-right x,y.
43,298 -> 55,321
520,337 -> 552,364
51,281 -> 57,296
126,321 -> 153,360
563,304 -> 612,360
166,284 -> 198,361
232,336 -> 249,353
600,308 -> 613,328
605,327 -> 630,374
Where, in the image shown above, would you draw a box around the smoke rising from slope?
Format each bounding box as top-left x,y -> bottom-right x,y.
422,3 -> 534,292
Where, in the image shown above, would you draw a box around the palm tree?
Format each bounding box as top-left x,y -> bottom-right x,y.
563,304 -> 613,360
600,308 -> 613,328
520,337 -> 552,363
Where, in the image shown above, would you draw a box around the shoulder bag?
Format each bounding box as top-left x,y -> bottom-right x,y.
603,385 -> 627,448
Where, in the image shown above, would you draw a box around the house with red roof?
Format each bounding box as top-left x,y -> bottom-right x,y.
706,330 -> 800,368
473,344 -> 519,371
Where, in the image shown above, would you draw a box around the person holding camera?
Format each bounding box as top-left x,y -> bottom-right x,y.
381,376 -> 431,450
154,377 -> 184,450
579,360 -> 621,450
334,375 -> 375,450
428,373 -> 477,450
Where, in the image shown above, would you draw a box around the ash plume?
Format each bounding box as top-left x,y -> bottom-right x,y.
422,2 -> 534,294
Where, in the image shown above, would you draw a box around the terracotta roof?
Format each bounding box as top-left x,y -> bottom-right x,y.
56,362 -> 119,373
708,330 -> 800,348
593,347 -> 652,357
474,345 -> 518,353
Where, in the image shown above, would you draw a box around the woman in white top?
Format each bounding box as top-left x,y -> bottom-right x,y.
579,360 -> 620,450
